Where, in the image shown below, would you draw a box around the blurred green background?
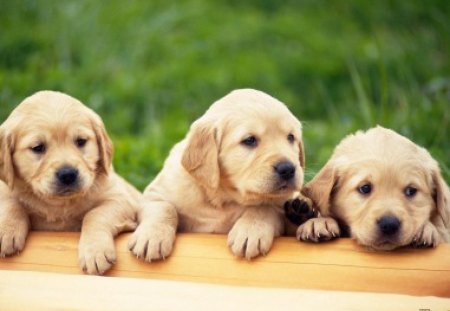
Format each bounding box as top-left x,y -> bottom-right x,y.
1,0 -> 449,189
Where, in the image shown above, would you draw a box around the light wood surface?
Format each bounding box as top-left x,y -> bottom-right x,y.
1,270 -> 449,311
0,232 -> 449,298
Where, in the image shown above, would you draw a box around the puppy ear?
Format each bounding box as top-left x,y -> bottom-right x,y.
302,162 -> 337,216
432,170 -> 450,229
298,139 -> 305,169
0,127 -> 15,188
181,118 -> 220,190
90,114 -> 113,175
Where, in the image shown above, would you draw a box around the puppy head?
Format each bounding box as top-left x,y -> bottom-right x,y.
304,126 -> 449,250
0,91 -> 112,200
182,89 -> 304,205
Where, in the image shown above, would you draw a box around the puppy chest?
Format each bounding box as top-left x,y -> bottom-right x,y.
177,205 -> 245,233
25,202 -> 91,231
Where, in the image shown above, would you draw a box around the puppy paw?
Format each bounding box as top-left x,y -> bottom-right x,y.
0,217 -> 28,257
228,221 -> 275,259
284,197 -> 316,226
296,217 -> 340,242
79,239 -> 116,275
128,223 -> 176,262
0,222 -> 28,257
411,222 -> 440,248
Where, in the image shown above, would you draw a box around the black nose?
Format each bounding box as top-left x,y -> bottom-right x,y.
377,216 -> 401,236
56,166 -> 79,186
274,161 -> 296,181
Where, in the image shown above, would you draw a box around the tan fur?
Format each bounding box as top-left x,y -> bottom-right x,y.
0,91 -> 141,274
299,126 -> 450,250
129,89 -> 305,260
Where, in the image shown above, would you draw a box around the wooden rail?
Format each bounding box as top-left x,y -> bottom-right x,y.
0,232 -> 449,297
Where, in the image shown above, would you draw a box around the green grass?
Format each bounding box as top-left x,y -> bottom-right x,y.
1,0 -> 449,190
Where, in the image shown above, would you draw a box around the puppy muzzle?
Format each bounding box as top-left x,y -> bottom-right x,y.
274,161 -> 296,181
54,165 -> 81,195
370,215 -> 402,250
273,160 -> 298,192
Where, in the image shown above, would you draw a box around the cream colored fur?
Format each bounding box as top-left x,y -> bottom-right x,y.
129,89 -> 305,260
299,126 -> 450,250
0,91 -> 141,274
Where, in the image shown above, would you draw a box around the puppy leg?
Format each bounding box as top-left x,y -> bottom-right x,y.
79,202 -> 137,275
0,196 -> 29,257
128,201 -> 178,262
296,216 -> 340,242
228,206 -> 283,259
411,221 -> 440,248
284,197 -> 316,222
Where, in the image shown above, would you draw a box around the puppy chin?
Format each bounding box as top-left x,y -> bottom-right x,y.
273,179 -> 299,192
354,233 -> 407,251
30,180 -> 90,201
241,182 -> 298,204
368,241 -> 400,251
52,186 -> 84,199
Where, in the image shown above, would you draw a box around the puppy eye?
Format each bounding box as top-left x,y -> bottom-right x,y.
75,138 -> 87,148
30,143 -> 46,154
287,134 -> 295,143
404,186 -> 417,197
241,136 -> 258,147
358,183 -> 372,195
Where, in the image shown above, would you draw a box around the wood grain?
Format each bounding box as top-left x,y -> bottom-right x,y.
0,232 -> 449,297
1,270 -> 449,311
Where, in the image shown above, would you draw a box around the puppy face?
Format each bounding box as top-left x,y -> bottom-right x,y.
182,89 -> 305,205
333,159 -> 436,250
219,111 -> 303,201
304,126 -> 449,250
0,91 -> 112,200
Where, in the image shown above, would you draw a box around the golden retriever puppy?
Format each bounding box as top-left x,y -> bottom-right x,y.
0,91 -> 141,274
297,126 -> 450,250
129,89 -> 306,260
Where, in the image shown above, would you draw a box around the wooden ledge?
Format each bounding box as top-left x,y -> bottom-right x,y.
0,232 -> 449,298
1,270 -> 449,311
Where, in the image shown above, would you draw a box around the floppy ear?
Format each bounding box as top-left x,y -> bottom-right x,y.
302,161 -> 337,216
0,127 -> 15,188
91,115 -> 113,175
298,139 -> 305,169
181,118 -> 220,190
432,170 -> 450,229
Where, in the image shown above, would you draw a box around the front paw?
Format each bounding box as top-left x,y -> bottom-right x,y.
79,238 -> 116,275
296,217 -> 340,242
284,197 -> 316,226
0,221 -> 28,257
411,222 -> 440,248
227,221 -> 275,259
128,223 -> 176,262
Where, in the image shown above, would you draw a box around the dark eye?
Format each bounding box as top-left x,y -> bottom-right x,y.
75,138 -> 87,148
287,133 -> 295,143
404,186 -> 417,197
30,143 -> 46,154
241,136 -> 258,147
358,183 -> 372,195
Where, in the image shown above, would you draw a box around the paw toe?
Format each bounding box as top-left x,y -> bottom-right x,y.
228,230 -> 273,259
296,218 -> 340,243
284,198 -> 316,226
129,226 -> 175,262
0,233 -> 26,256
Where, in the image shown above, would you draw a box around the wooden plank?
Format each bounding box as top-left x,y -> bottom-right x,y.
1,270 -> 449,311
0,232 -> 449,297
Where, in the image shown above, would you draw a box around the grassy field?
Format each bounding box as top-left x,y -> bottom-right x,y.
1,0 -> 449,190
